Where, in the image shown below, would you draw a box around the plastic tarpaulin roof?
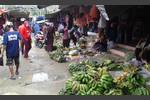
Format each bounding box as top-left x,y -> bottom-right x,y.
8,9 -> 30,18
37,5 -> 49,9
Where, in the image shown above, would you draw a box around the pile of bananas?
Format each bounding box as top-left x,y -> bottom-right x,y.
131,87 -> 149,95
49,44 -> 66,63
101,59 -> 123,71
114,65 -> 149,95
68,59 -> 123,75
68,62 -> 88,75
60,67 -> 115,95
59,59 -> 150,95
104,89 -> 123,95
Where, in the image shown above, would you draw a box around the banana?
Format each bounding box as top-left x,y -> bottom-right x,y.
81,84 -> 85,91
72,81 -> 77,87
102,83 -> 108,89
92,82 -> 98,89
138,88 -> 142,95
72,84 -> 77,92
146,89 -> 149,95
79,84 -> 82,91
141,87 -> 148,95
83,84 -> 88,91
101,76 -> 113,82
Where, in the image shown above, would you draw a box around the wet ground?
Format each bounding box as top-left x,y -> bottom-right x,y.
0,43 -> 70,95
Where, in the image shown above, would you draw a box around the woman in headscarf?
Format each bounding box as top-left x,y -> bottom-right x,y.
44,22 -> 55,52
19,20 -> 32,58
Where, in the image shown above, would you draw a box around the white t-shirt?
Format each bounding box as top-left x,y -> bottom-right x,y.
58,24 -> 64,32
0,36 -> 3,45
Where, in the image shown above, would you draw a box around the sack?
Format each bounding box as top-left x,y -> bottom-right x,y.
0,56 -> 3,66
107,41 -> 114,49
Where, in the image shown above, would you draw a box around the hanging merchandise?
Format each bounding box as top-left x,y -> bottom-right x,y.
96,5 -> 109,29
90,4 -> 98,20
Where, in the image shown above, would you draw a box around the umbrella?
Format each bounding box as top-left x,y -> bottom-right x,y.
0,9 -> 7,15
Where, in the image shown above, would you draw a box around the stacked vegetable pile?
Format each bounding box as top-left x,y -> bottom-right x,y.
68,60 -> 123,75
59,60 -> 150,95
49,43 -> 66,63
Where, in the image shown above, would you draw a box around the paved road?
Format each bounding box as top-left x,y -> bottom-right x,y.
0,43 -> 70,95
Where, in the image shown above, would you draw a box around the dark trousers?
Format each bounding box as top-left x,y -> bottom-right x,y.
70,34 -> 77,46
63,39 -> 70,48
45,39 -> 54,52
21,39 -> 32,58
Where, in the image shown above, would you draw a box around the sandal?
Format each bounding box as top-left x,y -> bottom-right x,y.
9,76 -> 16,80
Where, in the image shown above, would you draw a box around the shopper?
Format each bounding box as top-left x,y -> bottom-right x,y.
19,20 -> 32,58
45,22 -> 55,52
32,22 -> 40,36
2,22 -> 22,79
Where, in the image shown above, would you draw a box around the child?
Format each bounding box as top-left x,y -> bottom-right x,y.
63,23 -> 70,48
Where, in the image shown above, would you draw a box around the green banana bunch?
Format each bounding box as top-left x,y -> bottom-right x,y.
132,87 -> 149,95
126,73 -> 147,87
66,79 -> 73,90
90,90 -> 101,95
97,67 -> 109,78
107,63 -> 123,71
103,59 -> 114,66
88,79 -> 98,89
79,84 -> 89,92
95,83 -> 105,94
104,89 -> 123,95
100,74 -> 114,89
86,86 -> 101,95
87,68 -> 99,79
71,80 -> 80,92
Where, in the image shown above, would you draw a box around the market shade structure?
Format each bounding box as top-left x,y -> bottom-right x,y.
0,9 -> 7,15
8,9 -> 30,18
39,5 -> 134,20
37,5 -> 49,9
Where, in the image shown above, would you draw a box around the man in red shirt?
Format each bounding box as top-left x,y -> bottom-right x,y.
19,20 -> 32,58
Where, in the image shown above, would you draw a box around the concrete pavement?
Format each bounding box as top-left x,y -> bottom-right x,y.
0,44 -> 70,95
